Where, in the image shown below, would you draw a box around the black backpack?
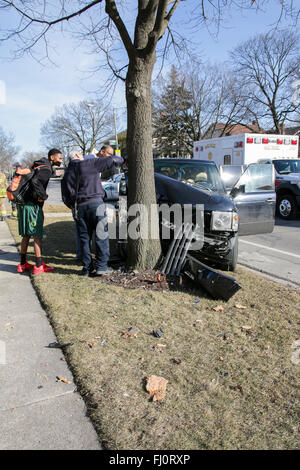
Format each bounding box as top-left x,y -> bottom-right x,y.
7,164 -> 48,205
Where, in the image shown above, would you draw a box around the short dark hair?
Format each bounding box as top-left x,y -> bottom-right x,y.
48,148 -> 62,159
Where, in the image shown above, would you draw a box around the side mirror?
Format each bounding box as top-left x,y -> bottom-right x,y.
230,185 -> 245,198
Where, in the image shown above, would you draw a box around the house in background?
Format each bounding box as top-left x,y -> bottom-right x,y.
207,121 -> 263,138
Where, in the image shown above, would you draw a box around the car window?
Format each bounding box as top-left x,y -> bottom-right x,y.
273,159 -> 300,175
233,164 -> 274,193
220,165 -> 246,189
154,161 -> 225,192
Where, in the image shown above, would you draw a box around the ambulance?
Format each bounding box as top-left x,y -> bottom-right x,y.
193,133 -> 300,219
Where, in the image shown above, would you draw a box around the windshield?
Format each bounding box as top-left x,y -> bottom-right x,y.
154,161 -> 225,192
273,159 -> 300,175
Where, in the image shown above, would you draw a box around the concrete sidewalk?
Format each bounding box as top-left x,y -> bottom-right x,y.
0,220 -> 101,450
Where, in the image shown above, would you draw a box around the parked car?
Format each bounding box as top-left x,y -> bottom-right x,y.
103,173 -> 125,201
153,159 -> 275,271
258,158 -> 300,220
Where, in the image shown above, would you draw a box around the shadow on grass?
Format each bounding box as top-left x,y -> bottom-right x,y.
41,220 -> 120,275
9,219 -> 213,297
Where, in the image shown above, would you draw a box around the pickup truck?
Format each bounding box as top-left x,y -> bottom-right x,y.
258,159 -> 300,220
153,159 -> 275,271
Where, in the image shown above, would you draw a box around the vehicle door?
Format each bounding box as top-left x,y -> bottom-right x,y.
219,165 -> 247,192
230,164 -> 276,235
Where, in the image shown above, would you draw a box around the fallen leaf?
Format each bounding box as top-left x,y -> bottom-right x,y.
241,325 -> 252,331
157,273 -> 166,283
146,375 -> 168,401
235,304 -> 247,310
56,376 -> 72,384
213,305 -> 224,312
219,356 -> 224,361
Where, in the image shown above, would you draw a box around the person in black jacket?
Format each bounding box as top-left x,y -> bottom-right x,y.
17,148 -> 63,274
61,152 -> 123,276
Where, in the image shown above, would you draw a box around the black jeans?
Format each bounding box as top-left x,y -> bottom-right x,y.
77,202 -> 110,272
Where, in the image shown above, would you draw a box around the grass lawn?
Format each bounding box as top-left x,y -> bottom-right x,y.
7,216 -> 300,450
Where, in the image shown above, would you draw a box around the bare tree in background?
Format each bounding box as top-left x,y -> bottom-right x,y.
21,151 -> 46,168
40,99 -> 114,158
152,60 -> 254,156
0,1 -> 299,268
0,126 -> 20,173
230,29 -> 300,133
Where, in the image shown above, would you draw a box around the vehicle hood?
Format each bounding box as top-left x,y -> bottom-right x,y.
277,173 -> 300,182
155,173 -> 235,212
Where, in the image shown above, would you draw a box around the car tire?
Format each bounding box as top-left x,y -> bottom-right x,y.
277,194 -> 297,220
225,235 -> 238,272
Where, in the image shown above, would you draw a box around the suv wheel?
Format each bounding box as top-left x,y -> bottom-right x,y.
224,235 -> 238,271
277,194 -> 297,220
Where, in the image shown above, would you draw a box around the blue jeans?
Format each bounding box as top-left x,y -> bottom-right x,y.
77,202 -> 110,272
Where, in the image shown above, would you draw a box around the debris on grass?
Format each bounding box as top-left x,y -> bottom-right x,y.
152,328 -> 163,338
47,341 -> 73,349
80,340 -> 97,348
235,304 -> 247,310
213,305 -> 224,312
172,358 -> 182,364
146,375 -> 168,402
230,384 -> 244,395
121,327 -> 138,338
220,371 -> 229,377
241,325 -> 252,332
56,376 -> 72,384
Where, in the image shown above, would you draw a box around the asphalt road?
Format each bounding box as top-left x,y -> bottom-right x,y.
238,217 -> 300,287
46,179 -> 300,287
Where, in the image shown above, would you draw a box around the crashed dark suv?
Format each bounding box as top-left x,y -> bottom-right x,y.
154,159 -> 276,270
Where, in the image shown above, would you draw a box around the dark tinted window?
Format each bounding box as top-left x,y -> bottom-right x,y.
273,159 -> 300,175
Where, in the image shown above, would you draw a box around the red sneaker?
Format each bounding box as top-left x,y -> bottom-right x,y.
17,261 -> 34,273
33,265 -> 44,275
42,261 -> 55,272
33,262 -> 55,275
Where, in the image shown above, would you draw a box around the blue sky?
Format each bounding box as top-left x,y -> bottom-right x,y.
0,1 -> 294,157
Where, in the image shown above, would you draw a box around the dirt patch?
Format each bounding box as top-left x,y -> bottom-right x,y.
93,268 -> 185,292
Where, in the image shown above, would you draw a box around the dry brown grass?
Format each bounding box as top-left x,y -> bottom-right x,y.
43,204 -> 71,213
7,217 -> 300,450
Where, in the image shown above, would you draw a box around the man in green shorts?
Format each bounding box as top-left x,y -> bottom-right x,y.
17,148 -> 63,274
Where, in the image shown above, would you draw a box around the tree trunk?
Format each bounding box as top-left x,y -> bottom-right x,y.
125,54 -> 161,270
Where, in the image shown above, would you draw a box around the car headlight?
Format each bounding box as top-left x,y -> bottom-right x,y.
210,211 -> 239,231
